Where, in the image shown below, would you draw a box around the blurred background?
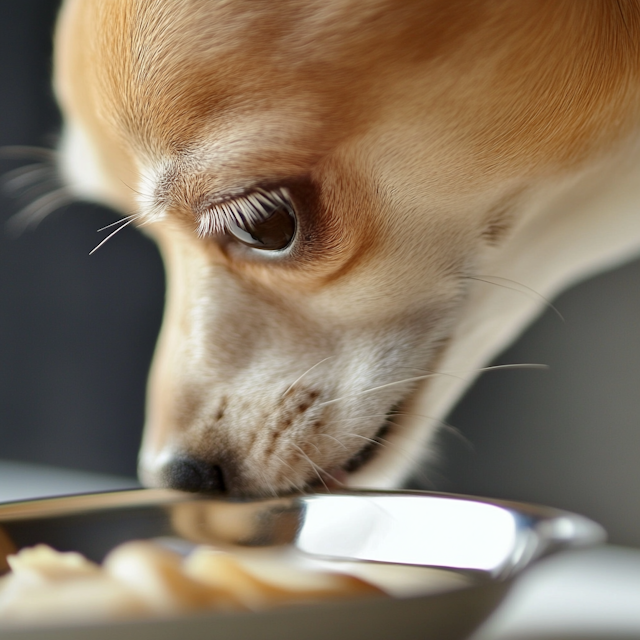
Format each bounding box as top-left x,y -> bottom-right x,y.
1,0 -> 639,547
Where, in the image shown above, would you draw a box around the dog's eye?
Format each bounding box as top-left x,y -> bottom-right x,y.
227,199 -> 295,251
199,188 -> 296,252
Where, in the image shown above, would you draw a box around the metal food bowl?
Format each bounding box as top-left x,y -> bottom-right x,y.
0,489 -> 604,640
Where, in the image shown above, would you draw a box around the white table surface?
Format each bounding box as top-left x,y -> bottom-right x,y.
0,459 -> 639,639
0,459 -> 139,502
472,545 -> 640,639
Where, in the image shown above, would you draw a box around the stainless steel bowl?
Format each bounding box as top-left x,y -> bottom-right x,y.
0,489 -> 604,640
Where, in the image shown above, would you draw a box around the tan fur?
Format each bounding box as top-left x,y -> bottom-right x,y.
54,0 -> 640,495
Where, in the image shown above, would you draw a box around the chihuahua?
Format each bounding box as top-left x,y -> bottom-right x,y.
52,0 -> 640,496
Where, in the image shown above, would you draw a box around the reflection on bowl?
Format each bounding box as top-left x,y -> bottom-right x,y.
0,489 -> 605,640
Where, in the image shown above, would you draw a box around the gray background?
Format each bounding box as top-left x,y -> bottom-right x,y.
0,0 -> 164,478
1,1 -> 639,546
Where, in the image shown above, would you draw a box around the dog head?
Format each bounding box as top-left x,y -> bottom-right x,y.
53,0 -> 640,495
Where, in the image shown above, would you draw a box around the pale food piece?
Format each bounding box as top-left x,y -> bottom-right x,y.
0,541 -> 383,624
0,545 -> 149,622
103,541 -> 243,613
184,546 -> 381,610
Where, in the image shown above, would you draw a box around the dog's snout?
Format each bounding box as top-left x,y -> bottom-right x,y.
162,456 -> 226,493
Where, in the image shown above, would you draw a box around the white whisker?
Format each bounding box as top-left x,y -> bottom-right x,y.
281,356 -> 334,397
290,443 -> 333,492
96,213 -> 141,233
13,178 -> 64,204
0,146 -> 57,161
315,433 -> 349,451
343,431 -> 425,471
306,440 -> 323,457
436,421 -> 475,451
454,361 -> 549,374
326,411 -> 437,427
343,433 -> 380,447
318,431 -> 412,486
400,362 -> 548,377
320,363 -> 548,408
1,145 -> 67,232
262,475 -> 279,498
468,274 -> 564,322
1,163 -> 53,192
271,453 -> 298,476
318,374 -> 437,407
89,217 -> 136,255
270,453 -> 309,494
402,362 -> 549,376
137,218 -> 156,228
7,188 -> 72,234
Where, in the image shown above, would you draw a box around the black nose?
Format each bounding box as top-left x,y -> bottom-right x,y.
163,456 -> 226,493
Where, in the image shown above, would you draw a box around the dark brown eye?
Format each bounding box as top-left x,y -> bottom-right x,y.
227,200 -> 296,251
198,187 -> 298,252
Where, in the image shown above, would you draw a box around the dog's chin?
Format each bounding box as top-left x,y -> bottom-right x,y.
305,411 -> 397,493
305,425 -> 390,492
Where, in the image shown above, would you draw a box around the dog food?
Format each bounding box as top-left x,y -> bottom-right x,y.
0,541 -> 382,624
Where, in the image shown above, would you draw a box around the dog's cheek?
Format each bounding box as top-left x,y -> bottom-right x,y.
138,235 -> 453,494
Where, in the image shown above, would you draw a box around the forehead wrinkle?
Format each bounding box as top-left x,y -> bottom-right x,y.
196,108 -> 333,170
132,97 -> 343,193
138,112 -> 332,222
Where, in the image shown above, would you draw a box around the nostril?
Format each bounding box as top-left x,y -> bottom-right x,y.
163,457 -> 226,494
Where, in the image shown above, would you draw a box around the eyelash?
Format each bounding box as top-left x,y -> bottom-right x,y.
197,187 -> 292,239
